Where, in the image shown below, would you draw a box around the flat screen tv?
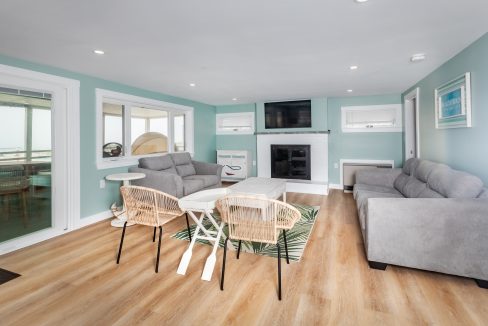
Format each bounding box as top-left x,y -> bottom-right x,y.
264,100 -> 311,129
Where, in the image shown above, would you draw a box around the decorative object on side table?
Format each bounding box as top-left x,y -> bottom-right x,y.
105,172 -> 146,227
434,72 -> 472,129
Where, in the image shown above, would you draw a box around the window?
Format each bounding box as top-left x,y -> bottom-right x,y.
96,89 -> 193,169
216,112 -> 255,135
341,104 -> 402,133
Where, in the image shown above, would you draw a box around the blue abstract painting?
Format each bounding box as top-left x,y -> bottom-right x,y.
440,88 -> 462,118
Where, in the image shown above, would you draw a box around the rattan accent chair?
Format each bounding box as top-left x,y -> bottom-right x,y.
216,194 -> 301,300
117,186 -> 186,273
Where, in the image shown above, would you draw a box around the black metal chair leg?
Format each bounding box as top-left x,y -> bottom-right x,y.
283,230 -> 290,264
220,237 -> 229,291
277,243 -> 282,301
185,213 -> 192,242
153,227 -> 156,242
116,222 -> 128,264
237,240 -> 242,259
155,226 -> 163,273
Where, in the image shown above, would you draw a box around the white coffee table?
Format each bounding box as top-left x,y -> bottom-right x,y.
177,187 -> 231,281
229,177 -> 287,202
105,172 -> 146,227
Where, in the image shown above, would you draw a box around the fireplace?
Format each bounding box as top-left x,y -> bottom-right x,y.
271,145 -> 311,180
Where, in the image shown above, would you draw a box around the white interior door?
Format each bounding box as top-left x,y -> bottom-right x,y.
404,88 -> 420,160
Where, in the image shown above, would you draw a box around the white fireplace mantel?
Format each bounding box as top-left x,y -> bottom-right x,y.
257,133 -> 328,194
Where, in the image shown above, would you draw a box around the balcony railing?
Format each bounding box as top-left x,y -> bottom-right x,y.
0,150 -> 52,163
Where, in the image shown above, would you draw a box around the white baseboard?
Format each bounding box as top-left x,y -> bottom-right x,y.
328,183 -> 343,190
286,181 -> 329,195
76,210 -> 113,228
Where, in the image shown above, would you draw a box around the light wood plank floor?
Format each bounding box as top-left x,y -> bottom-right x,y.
1,190 -> 487,325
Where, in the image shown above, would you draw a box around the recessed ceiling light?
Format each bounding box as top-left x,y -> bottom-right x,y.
93,49 -> 105,55
232,98 -> 237,101
355,0 -> 369,3
350,65 -> 358,70
411,53 -> 426,62
347,89 -> 353,93
189,83 -> 196,87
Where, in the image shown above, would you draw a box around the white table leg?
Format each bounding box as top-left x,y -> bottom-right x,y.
177,211 -> 205,276
283,191 -> 287,203
110,179 -> 135,227
202,214 -> 225,281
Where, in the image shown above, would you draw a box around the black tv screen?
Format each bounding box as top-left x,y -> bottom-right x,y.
265,100 -> 311,129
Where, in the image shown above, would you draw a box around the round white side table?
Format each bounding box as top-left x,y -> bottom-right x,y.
105,172 -> 146,227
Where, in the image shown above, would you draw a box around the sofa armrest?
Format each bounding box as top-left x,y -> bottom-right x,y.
355,168 -> 402,188
366,198 -> 488,280
128,167 -> 183,198
192,160 -> 223,177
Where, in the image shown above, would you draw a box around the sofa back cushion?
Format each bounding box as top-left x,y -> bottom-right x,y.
402,158 -> 420,176
478,188 -> 488,199
415,160 -> 448,183
427,167 -> 484,198
402,178 -> 428,198
171,152 -> 196,177
393,173 -> 410,194
139,155 -> 177,174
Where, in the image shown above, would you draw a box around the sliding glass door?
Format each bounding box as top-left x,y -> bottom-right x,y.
0,90 -> 52,243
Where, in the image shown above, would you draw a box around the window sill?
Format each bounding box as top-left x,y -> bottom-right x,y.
96,151 -> 194,170
97,157 -> 139,170
342,127 -> 402,133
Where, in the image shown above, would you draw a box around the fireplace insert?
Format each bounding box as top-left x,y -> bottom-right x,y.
271,145 -> 311,180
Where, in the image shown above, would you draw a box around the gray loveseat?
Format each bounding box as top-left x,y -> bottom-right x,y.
129,152 -> 223,198
353,158 -> 488,288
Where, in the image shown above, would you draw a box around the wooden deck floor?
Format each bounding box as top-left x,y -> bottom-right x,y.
1,190 -> 487,325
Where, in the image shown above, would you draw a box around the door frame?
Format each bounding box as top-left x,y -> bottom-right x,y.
404,87 -> 421,159
0,64 -> 80,254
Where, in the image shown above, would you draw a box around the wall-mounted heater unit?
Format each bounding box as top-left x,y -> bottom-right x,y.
342,160 -> 394,193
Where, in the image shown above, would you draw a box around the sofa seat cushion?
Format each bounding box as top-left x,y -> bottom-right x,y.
355,190 -> 404,232
183,175 -> 219,188
353,184 -> 401,199
139,155 -> 174,171
182,179 -> 206,196
355,190 -> 404,211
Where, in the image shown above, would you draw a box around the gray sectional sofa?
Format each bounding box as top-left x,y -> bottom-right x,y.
129,152 -> 223,198
353,158 -> 488,288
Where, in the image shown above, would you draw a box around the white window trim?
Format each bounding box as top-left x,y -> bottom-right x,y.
96,89 -> 194,170
341,104 -> 403,133
216,112 -> 255,135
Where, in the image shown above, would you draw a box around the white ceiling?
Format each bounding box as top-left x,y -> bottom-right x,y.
0,0 -> 487,105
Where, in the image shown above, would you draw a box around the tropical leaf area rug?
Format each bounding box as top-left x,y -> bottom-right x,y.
172,204 -> 319,262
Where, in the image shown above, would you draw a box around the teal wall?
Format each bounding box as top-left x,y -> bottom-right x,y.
217,95 -> 402,185
327,94 -> 403,185
216,104 -> 257,176
256,98 -> 328,132
0,54 -> 216,218
403,33 -> 488,184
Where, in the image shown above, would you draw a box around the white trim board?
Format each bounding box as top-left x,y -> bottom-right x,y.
339,159 -> 395,188
404,87 -> 421,159
286,181 -> 329,195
